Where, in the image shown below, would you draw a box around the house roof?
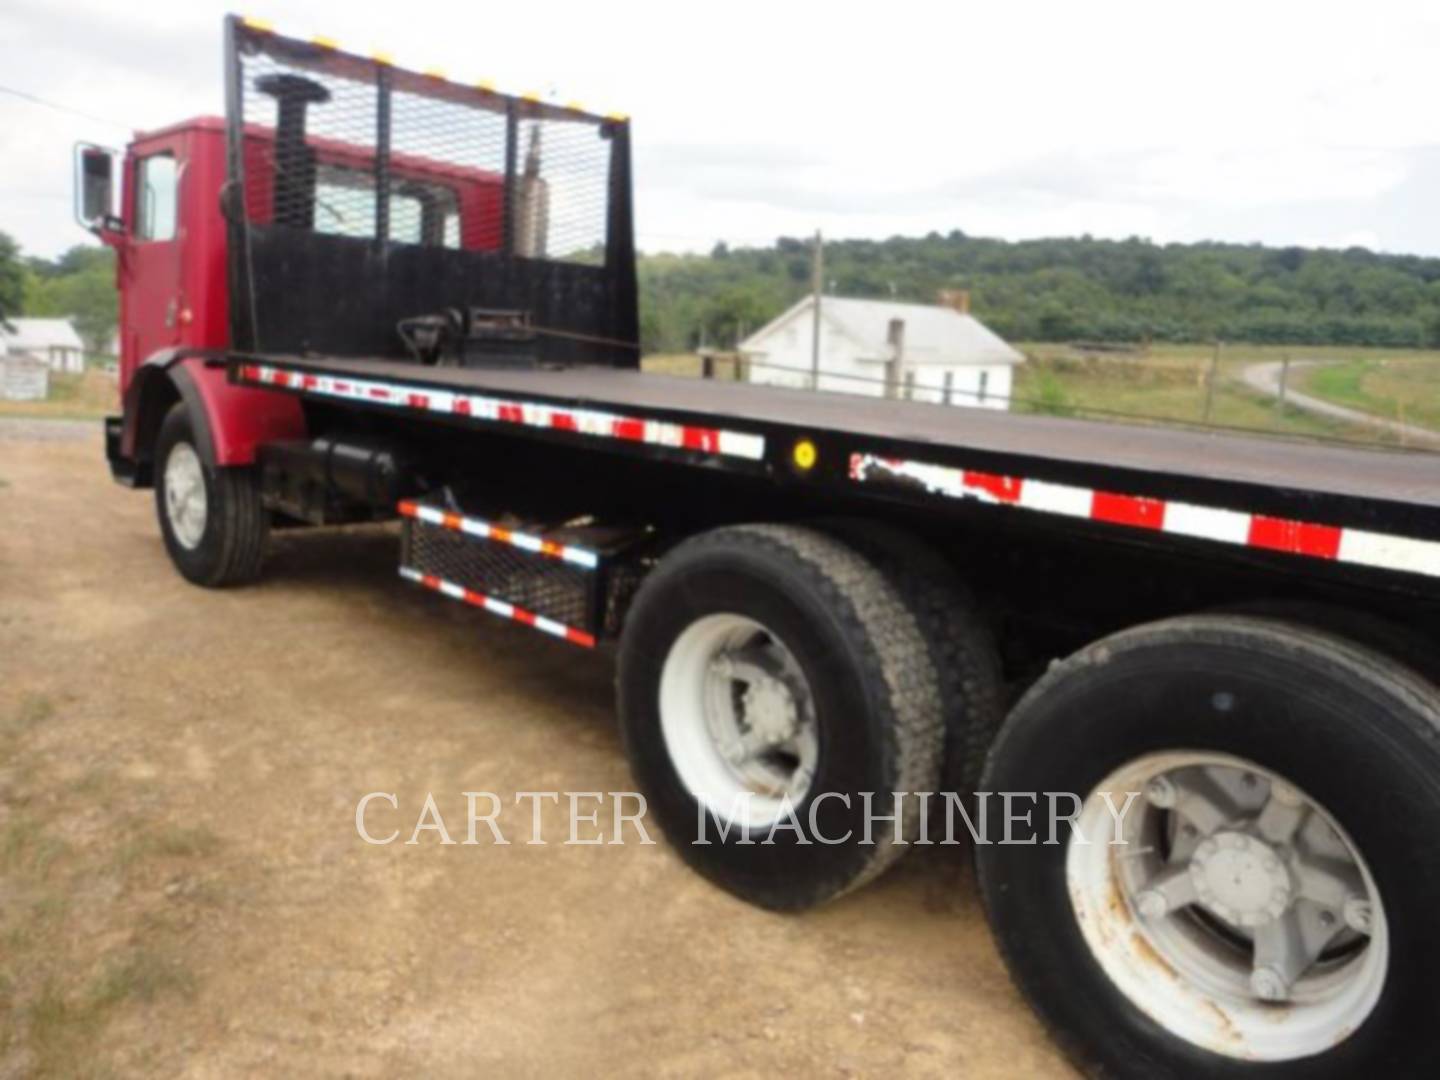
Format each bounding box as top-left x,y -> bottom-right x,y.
740,296 -> 1024,367
0,318 -> 84,352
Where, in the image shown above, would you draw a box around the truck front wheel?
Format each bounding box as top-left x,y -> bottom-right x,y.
154,402 -> 268,587
977,615 -> 1440,1076
617,524 -> 943,911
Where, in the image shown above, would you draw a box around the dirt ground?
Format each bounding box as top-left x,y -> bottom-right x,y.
0,421 -> 1073,1078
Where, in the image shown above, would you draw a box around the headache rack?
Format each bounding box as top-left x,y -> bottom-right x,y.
222,15 -> 638,368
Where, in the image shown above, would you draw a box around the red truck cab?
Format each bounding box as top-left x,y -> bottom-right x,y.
82,114 -> 506,482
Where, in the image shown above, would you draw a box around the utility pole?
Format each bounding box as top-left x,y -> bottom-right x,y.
810,229 -> 823,390
1202,340 -> 1221,424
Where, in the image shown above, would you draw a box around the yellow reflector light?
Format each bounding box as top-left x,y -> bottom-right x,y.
312,34 -> 339,49
241,16 -> 274,32
792,439 -> 818,471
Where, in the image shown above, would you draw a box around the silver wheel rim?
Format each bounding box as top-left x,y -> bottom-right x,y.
163,441 -> 208,550
1066,750 -> 1388,1061
659,614 -> 819,829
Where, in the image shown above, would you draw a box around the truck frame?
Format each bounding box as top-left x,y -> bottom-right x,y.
80,16 -> 1440,1076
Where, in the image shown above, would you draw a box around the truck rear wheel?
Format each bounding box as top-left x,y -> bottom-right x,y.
154,402 -> 268,587
617,524 -> 943,911
814,519 -> 1004,799
976,615 -> 1440,1076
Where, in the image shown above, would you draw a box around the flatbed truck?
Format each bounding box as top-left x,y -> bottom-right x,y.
80,16 -> 1440,1076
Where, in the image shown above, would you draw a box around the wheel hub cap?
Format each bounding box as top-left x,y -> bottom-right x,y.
659,614 -> 820,829
163,442 -> 207,550
1066,751 -> 1388,1062
1189,831 -> 1291,927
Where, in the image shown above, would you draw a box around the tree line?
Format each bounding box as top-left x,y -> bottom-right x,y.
9,227 -> 1440,359
638,232 -> 1440,354
0,232 -> 117,357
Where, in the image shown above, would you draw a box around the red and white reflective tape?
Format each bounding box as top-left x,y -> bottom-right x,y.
399,566 -> 596,648
850,453 -> 1440,581
237,363 -> 766,462
398,500 -> 599,569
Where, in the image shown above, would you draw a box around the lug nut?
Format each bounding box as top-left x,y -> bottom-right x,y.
1271,782 -> 1302,807
1344,898 -> 1374,934
1135,890 -> 1168,919
1145,776 -> 1178,809
1250,966 -> 1289,1002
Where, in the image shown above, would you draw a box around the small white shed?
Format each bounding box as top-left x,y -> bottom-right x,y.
1,343 -> 51,401
0,318 -> 86,373
738,294 -> 1023,410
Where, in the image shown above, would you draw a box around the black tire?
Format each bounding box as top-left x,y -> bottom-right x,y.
154,402 -> 268,587
617,524 -> 943,911
813,519 -> 1005,799
976,615 -> 1440,1078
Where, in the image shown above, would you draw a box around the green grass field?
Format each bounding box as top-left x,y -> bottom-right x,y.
1300,355 -> 1440,433
1009,343 -> 1394,444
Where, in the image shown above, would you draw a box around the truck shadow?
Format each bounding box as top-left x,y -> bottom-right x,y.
259,523 -> 981,913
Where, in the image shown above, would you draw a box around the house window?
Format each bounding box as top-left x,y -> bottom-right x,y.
136,153 -> 178,242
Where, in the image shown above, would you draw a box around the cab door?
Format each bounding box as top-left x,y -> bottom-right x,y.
119,135 -> 186,385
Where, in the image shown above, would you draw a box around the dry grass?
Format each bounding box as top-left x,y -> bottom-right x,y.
0,369 -> 118,421
0,691 -> 211,1076
641,345 -> 1414,446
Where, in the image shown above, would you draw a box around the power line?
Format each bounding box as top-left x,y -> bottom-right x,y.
0,84 -> 130,130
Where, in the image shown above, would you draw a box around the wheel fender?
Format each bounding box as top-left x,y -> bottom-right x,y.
123,351 -> 306,470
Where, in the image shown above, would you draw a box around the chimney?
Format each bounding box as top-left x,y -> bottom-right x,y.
884,318 -> 906,400
938,289 -> 971,315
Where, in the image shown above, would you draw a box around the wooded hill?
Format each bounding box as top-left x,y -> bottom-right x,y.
639,232 -> 1440,355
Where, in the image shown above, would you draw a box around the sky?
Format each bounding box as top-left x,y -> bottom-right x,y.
4,0 -> 1440,259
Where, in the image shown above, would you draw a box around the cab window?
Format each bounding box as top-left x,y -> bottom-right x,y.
135,153 -> 178,241
313,164 -> 460,248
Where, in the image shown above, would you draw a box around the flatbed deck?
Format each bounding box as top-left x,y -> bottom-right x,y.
232,352 -> 1440,585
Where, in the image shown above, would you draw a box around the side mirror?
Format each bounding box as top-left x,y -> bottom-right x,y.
75,143 -> 120,231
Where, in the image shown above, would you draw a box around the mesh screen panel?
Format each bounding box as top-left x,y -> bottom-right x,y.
239,46 -> 380,232
233,27 -> 611,261
402,518 -> 595,634
513,112 -> 611,264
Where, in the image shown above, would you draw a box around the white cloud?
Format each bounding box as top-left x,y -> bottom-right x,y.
3,0 -> 1440,257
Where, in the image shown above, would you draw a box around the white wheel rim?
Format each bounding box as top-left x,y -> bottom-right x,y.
163,441 -> 208,550
659,614 -> 819,830
1066,750 -> 1388,1061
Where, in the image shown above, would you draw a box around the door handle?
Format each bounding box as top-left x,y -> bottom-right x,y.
164,298 -> 177,329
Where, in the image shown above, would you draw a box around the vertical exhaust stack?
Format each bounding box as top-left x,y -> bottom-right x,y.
255,73 -> 331,229
515,124 -> 550,258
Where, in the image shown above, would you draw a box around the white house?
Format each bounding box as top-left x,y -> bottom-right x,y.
738,294 -> 1024,410
0,318 -> 86,373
